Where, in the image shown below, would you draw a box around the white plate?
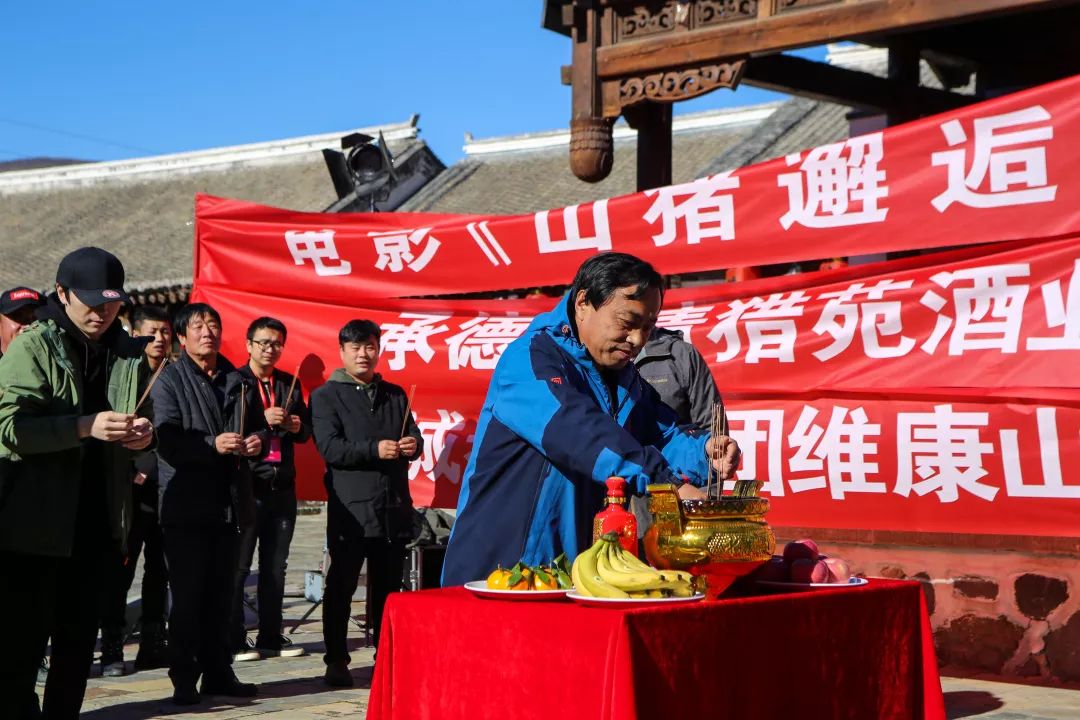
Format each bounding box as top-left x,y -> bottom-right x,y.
757,577 -> 869,590
565,590 -> 706,607
463,580 -> 570,600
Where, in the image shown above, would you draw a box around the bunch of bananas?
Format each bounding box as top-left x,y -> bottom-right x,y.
571,533 -> 696,598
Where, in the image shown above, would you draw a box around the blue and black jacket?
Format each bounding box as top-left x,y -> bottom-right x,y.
441,295 -> 710,586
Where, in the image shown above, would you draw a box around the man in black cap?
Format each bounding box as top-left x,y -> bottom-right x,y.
0,246 -> 154,719
0,286 -> 45,356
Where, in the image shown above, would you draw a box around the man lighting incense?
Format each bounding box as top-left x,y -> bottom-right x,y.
442,252 -> 740,586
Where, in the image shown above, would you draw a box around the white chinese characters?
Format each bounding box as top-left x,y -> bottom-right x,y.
371,228 -> 442,273
285,230 -> 352,277
408,409 -> 471,486
534,200 -> 611,255
932,105 -> 1057,211
643,173 -> 740,246
778,134 -> 889,229
446,315 -> 533,370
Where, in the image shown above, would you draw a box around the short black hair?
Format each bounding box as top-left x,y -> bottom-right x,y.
174,303 -> 222,337
247,316 -> 287,342
339,319 -> 381,346
132,305 -> 169,331
568,252 -> 664,309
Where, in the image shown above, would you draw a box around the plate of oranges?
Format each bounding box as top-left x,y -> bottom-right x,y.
465,557 -> 572,600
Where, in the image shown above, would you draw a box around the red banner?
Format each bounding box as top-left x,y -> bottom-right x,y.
192,230 -> 1080,536
195,74 -> 1080,301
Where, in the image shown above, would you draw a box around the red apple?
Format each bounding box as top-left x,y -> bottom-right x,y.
754,556 -> 789,582
790,558 -> 830,584
783,539 -> 819,564
823,557 -> 851,583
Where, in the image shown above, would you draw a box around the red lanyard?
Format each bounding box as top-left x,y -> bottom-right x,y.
257,377 -> 276,408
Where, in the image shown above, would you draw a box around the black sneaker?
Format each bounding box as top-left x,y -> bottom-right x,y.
233,635 -> 261,662
324,660 -> 354,688
258,635 -> 306,658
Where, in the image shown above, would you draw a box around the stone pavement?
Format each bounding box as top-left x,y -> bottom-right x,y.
46,510 -> 1080,718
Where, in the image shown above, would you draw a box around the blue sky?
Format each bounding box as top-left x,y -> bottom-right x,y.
1,2 -> 825,165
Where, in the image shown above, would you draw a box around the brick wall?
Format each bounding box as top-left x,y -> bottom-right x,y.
774,531 -> 1080,683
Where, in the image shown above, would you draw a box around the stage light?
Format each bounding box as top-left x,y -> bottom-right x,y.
323,131 -> 399,211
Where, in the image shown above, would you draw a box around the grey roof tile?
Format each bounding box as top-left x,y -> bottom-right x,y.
0,138 -> 420,292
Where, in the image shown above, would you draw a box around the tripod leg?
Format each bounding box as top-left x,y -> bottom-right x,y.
285,599 -> 320,635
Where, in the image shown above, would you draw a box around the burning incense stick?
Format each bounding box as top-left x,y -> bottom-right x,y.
282,364 -> 300,413
134,356 -> 169,414
400,384 -> 416,437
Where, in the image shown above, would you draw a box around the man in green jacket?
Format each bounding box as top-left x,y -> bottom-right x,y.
0,247 -> 153,720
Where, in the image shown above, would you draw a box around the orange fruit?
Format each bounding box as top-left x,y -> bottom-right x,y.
532,567 -> 559,591
507,567 -> 533,591
486,567 -> 511,590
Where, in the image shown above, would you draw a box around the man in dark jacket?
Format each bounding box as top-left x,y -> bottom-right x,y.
100,305 -> 173,677
152,303 -> 263,706
0,247 -> 153,720
631,326 -> 726,537
230,316 -> 311,662
311,319 -> 423,688
635,327 -> 722,429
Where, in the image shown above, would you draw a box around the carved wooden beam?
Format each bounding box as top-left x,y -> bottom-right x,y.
569,1 -> 615,183
597,0 -> 1074,79
741,53 -> 975,115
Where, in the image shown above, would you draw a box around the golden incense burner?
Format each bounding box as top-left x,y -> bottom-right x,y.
643,483 -> 775,597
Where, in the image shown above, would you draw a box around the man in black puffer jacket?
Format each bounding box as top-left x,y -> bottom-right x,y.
152,303 -> 264,706
311,319 -> 423,688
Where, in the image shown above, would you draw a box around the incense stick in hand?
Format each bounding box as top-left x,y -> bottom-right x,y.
400,384 -> 416,438
282,366 -> 300,413
134,356 -> 169,415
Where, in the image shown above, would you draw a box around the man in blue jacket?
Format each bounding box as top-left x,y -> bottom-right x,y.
442,252 -> 740,586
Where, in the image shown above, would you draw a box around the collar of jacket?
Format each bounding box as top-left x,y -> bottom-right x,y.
527,293 -> 638,387
635,327 -> 683,364
328,368 -> 380,387
239,362 -> 277,385
178,347 -> 238,380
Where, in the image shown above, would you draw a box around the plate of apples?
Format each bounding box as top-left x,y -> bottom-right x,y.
754,538 -> 867,590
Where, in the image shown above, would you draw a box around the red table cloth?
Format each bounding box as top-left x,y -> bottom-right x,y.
367,579 -> 944,720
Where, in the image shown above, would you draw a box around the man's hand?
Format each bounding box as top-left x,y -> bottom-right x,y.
78,411 -> 135,442
120,417 -> 154,450
284,414 -> 302,434
677,482 -> 707,500
398,436 -> 418,458
263,407 -> 287,427
706,434 -> 742,480
378,440 -> 401,460
215,432 -> 244,455
240,434 -> 263,457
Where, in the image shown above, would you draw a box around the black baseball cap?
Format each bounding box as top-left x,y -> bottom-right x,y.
0,287 -> 45,316
55,247 -> 131,306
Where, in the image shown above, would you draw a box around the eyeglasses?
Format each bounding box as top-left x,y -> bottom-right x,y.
251,339 -> 284,351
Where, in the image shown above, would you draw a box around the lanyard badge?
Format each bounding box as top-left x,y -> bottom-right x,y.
258,379 -> 283,463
